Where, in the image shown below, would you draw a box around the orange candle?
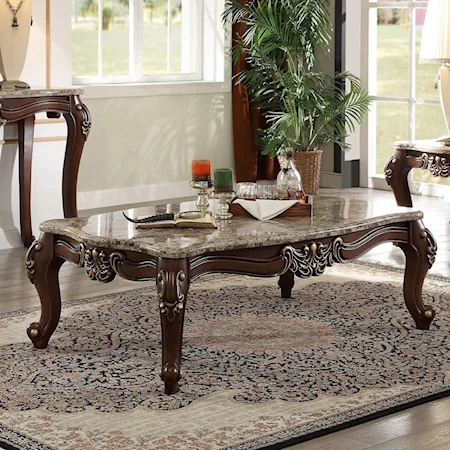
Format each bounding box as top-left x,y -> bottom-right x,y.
192,160 -> 211,181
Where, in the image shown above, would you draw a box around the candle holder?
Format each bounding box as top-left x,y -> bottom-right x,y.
214,190 -> 235,220
189,180 -> 213,216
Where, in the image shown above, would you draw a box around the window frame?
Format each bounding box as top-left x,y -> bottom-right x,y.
72,0 -> 230,94
352,0 -> 450,197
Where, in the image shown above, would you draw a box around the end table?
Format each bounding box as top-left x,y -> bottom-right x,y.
385,140 -> 450,207
0,88 -> 91,246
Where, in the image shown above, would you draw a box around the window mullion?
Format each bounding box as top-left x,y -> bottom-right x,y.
130,0 -> 144,79
98,0 -> 103,77
197,0 -> 204,78
167,0 -> 172,73
409,6 -> 416,141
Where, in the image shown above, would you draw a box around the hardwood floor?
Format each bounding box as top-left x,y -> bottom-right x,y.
0,187 -> 449,449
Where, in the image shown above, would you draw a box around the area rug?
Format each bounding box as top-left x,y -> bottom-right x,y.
0,264 -> 449,450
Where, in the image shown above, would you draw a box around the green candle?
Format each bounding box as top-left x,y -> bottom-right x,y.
214,168 -> 233,193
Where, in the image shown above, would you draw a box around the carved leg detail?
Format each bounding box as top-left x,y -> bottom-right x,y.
157,258 -> 190,394
385,149 -> 413,207
25,233 -> 64,348
278,270 -> 295,298
398,221 -> 437,330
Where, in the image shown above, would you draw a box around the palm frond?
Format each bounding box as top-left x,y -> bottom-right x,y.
225,0 -> 372,154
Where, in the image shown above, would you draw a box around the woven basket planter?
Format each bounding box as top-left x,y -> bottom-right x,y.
278,149 -> 323,196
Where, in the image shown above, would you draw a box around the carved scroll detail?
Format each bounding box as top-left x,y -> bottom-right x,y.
281,226 -> 410,278
157,270 -> 186,322
84,248 -> 116,282
420,228 -> 438,266
428,155 -> 449,178
55,240 -> 85,267
407,153 -> 450,178
109,252 -> 157,281
75,102 -> 92,140
25,240 -> 43,282
281,238 -> 344,278
384,156 -> 396,184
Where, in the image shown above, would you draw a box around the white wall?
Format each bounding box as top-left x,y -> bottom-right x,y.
0,0 -> 233,249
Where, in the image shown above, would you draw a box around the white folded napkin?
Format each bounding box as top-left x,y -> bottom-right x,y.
233,199 -> 299,220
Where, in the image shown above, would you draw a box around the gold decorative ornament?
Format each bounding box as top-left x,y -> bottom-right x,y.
29,328 -> 39,337
424,310 -> 433,319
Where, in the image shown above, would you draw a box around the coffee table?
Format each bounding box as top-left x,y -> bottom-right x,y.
25,196 -> 438,394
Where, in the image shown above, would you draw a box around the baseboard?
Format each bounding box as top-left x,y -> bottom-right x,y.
0,228 -> 23,250
320,171 -> 342,189
369,176 -> 450,199
77,181 -> 192,212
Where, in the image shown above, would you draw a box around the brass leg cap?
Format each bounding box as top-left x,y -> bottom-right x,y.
29,328 -> 39,338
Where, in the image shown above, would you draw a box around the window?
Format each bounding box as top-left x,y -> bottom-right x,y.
362,0 -> 450,189
72,0 -> 206,84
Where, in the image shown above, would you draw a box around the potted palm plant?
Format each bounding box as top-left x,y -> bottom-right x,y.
225,0 -> 372,194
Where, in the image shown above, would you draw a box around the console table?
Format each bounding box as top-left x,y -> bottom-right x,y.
0,89 -> 91,246
385,140 -> 450,207
25,196 -> 437,394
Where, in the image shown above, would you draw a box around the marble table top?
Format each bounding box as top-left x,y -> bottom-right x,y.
394,140 -> 450,155
0,88 -> 84,99
40,196 -> 423,259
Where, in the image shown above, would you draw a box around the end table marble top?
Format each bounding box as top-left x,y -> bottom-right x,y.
0,88 -> 84,99
40,196 -> 423,259
394,140 -> 450,155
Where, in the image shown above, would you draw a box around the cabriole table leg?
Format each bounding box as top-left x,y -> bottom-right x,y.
62,96 -> 91,218
25,233 -> 64,348
18,115 -> 36,247
385,149 -> 413,207
157,257 -> 190,394
278,270 -> 295,298
398,220 -> 437,330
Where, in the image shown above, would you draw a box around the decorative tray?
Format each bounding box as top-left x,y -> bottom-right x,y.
229,198 -> 312,218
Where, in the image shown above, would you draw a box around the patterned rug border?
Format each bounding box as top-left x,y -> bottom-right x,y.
0,425 -> 54,450
257,388 -> 450,450
2,388 -> 450,450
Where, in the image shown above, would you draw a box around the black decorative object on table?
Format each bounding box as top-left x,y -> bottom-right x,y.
123,212 -> 175,224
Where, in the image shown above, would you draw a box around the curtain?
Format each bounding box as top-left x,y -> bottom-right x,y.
231,5 -> 279,182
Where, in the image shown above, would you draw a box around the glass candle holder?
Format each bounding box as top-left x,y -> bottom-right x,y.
213,168 -> 234,220
189,179 -> 213,216
214,191 -> 235,220
190,160 -> 213,216
236,182 -> 257,199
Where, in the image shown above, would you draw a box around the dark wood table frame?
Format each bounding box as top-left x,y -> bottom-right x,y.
385,147 -> 449,207
25,218 -> 437,394
0,94 -> 91,247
